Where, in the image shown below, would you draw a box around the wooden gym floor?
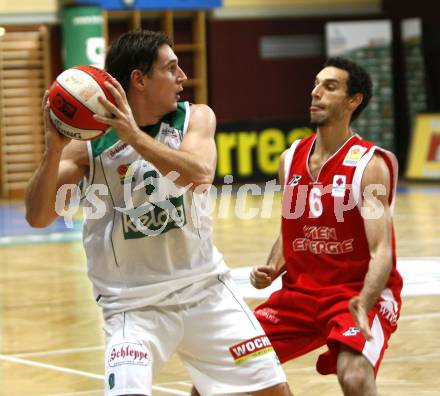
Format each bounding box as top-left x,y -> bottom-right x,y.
1,182 -> 439,395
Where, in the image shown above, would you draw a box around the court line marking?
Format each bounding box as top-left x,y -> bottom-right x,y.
233,259 -> 440,299
1,314 -> 439,394
14,345 -> 104,358
399,311 -> 440,321
0,354 -> 103,380
0,354 -> 189,395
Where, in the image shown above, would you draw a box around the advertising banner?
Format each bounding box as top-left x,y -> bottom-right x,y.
62,6 -> 105,69
215,120 -> 313,182
406,114 -> 440,179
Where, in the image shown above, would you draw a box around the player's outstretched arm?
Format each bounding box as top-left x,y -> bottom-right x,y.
349,153 -> 393,340
251,235 -> 286,289
25,92 -> 89,228
251,150 -> 288,289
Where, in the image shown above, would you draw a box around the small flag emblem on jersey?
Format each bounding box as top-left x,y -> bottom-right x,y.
332,175 -> 346,197
343,145 -> 368,166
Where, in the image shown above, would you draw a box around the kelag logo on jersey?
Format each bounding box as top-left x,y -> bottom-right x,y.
116,161 -> 188,239
122,195 -> 186,239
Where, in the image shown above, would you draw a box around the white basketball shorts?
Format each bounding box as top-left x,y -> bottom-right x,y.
103,273 -> 286,395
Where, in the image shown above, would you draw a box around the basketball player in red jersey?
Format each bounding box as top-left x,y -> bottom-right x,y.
251,57 -> 402,396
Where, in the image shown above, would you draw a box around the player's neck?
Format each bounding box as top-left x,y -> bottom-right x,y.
132,107 -> 161,126
315,124 -> 353,158
128,93 -> 162,127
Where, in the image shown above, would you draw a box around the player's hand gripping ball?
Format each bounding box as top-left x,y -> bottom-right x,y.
48,65 -> 116,140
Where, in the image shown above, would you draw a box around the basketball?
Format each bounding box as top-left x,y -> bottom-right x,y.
48,65 -> 116,140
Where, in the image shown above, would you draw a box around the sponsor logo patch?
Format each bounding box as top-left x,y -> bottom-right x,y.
379,288 -> 399,326
287,174 -> 302,186
122,195 -> 186,239
255,308 -> 280,324
343,145 -> 367,166
159,122 -> 181,149
109,143 -> 128,158
53,93 -> 77,118
117,163 -> 133,184
229,335 -> 274,365
108,342 -> 150,367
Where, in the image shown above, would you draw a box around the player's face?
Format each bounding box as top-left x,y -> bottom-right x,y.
145,44 -> 187,113
310,66 -> 351,126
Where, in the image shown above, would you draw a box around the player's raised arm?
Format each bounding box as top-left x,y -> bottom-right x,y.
95,76 -> 217,190
25,91 -> 89,228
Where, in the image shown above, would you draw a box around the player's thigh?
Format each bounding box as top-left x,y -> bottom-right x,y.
254,288 -> 325,362
103,308 -> 182,395
321,306 -> 397,375
179,273 -> 286,395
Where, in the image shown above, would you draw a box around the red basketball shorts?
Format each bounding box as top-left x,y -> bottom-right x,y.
254,287 -> 400,375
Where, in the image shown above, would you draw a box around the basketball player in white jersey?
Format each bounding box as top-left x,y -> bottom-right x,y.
25,30 -> 292,396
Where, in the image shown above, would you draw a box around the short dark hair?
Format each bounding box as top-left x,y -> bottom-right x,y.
324,57 -> 373,122
105,30 -> 173,93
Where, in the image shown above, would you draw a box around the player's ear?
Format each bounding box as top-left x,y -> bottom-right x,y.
348,93 -> 363,112
130,69 -> 146,91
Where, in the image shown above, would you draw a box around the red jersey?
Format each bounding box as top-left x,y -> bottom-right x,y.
281,133 -> 402,304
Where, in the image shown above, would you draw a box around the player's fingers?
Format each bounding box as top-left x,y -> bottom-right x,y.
250,268 -> 272,289
97,95 -> 122,119
358,314 -> 373,340
104,81 -> 126,108
93,113 -> 115,126
110,78 -> 127,99
349,298 -> 374,341
41,90 -> 49,112
251,279 -> 271,289
43,103 -> 55,131
251,267 -> 272,280
348,296 -> 360,315
360,326 -> 373,341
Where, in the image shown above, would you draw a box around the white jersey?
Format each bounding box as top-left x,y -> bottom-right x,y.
83,102 -> 227,316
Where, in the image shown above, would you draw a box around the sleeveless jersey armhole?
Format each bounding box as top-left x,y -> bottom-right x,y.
283,140 -> 301,186
352,147 -> 398,214
182,101 -> 191,137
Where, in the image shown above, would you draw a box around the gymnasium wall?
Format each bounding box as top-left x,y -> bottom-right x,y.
0,0 -> 57,13
208,17 -> 325,122
381,0 -> 440,171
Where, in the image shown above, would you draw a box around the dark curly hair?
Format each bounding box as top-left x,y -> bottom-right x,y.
105,30 -> 173,93
324,57 -> 373,122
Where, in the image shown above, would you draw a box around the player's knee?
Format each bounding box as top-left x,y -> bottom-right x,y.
338,368 -> 370,395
